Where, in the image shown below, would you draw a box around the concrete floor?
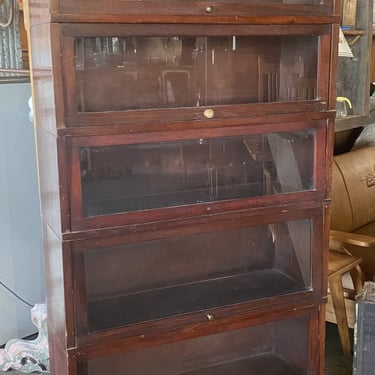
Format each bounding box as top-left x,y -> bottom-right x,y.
325,322 -> 353,375
0,323 -> 352,374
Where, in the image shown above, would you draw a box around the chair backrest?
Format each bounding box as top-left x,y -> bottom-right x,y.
258,56 -> 317,103
257,56 -> 280,103
331,146 -> 375,233
285,78 -> 317,101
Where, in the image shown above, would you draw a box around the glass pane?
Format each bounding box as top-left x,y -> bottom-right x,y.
83,315 -> 310,375
80,218 -> 311,332
74,35 -> 319,112
80,130 -> 315,217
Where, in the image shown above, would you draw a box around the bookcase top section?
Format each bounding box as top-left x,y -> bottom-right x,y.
28,0 -> 340,25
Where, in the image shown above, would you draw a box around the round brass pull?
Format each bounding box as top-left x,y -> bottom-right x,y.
206,314 -> 214,321
203,108 -> 215,119
204,5 -> 214,13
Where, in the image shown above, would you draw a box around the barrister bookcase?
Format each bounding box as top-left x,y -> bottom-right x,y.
26,0 -> 340,374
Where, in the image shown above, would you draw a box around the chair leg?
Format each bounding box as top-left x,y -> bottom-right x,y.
350,265 -> 365,295
328,275 -> 352,355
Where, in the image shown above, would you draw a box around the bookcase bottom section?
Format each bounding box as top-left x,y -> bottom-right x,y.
174,354 -> 301,375
77,313 -> 314,375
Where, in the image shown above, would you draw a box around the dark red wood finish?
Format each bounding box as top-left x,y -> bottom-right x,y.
28,0 -> 340,25
27,0 -> 339,373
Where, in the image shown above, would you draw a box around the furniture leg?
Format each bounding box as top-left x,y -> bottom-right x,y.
328,275 -> 352,355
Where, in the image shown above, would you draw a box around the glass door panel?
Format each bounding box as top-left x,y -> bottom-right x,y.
79,129 -> 315,218
74,34 -> 319,113
76,217 -> 312,333
79,314 -> 311,375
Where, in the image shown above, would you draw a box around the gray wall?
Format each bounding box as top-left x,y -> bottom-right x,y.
0,82 -> 44,344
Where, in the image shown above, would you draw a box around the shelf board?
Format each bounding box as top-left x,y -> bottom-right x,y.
343,29 -> 365,36
87,269 -> 305,333
180,354 -> 301,375
84,177 -> 262,216
335,114 -> 373,132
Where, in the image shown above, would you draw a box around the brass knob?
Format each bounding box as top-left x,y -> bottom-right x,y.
204,5 -> 214,13
206,314 -> 214,321
203,108 -> 215,119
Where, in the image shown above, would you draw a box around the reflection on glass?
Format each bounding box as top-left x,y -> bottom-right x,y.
84,315 -> 310,375
74,35 -> 319,112
85,315 -> 310,374
81,219 -> 311,332
80,130 -> 315,217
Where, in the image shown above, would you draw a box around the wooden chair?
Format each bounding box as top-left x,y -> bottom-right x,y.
326,145 -> 375,354
326,248 -> 364,355
279,62 -> 317,101
257,55 -> 280,103
258,55 -> 318,103
330,146 -> 375,280
285,78 -> 317,101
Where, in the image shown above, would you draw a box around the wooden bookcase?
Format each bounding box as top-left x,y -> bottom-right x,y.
26,1 -> 340,374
